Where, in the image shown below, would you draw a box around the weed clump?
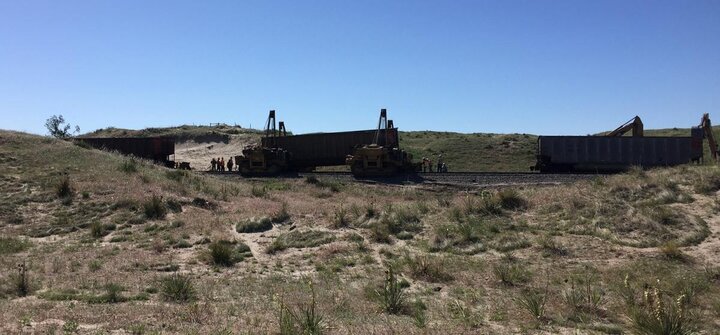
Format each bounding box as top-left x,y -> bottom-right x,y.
515,288 -> 547,320
161,274 -> 195,303
659,241 -> 686,261
143,195 -> 167,220
55,176 -> 74,199
376,266 -> 406,314
236,216 -> 272,233
12,263 -> 31,297
277,283 -> 325,335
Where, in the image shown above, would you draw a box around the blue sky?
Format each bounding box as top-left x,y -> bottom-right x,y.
1,0 -> 718,135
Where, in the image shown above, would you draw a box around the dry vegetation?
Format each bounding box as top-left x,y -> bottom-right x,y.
1,130 -> 720,334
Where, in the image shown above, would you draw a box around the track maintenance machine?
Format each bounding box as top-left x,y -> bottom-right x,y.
346,109 -> 419,176
236,110 -> 290,175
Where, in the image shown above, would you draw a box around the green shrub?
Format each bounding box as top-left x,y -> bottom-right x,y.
161,274 -> 195,303
209,241 -> 235,266
143,195 -> 167,220
236,216 -> 272,233
376,266 -> 406,314
55,176 -> 73,199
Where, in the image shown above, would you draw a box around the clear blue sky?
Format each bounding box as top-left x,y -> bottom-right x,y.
1,0 -> 719,136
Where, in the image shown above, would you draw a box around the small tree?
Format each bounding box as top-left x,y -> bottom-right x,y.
45,115 -> 80,138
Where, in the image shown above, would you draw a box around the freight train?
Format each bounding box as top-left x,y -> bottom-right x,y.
76,112 -> 717,176
235,109 -> 417,176
533,114 -> 716,173
75,137 -> 190,169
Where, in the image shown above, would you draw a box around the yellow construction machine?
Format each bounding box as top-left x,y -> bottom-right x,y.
236,110 -> 290,175
346,109 -> 419,176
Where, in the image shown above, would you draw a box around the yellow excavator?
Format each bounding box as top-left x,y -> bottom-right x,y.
607,116 -> 644,137
698,113 -> 718,163
346,109 -> 419,177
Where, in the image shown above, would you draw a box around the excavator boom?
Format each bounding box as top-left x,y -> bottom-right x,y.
700,113 -> 718,162
607,116 -> 644,137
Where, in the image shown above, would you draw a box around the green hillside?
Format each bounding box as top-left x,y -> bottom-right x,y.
400,131 -> 537,172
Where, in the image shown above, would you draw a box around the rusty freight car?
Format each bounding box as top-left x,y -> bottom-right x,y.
534,131 -> 704,173
76,137 -> 176,167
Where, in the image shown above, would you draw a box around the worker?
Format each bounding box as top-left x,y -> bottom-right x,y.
219,157 -> 224,172
437,154 -> 444,173
442,163 -> 448,172
227,157 -> 233,171
211,158 -> 216,171
428,159 -> 433,172
421,157 -> 427,172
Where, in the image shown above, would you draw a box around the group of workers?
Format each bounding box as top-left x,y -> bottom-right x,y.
210,157 -> 234,172
421,154 -> 448,173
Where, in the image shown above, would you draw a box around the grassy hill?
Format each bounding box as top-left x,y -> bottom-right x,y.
1,130 -> 720,333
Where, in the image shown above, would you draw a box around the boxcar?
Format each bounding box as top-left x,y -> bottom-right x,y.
261,128 -> 398,168
76,137 -> 175,163
535,133 -> 703,172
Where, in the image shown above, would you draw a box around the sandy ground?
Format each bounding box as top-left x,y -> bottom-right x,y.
174,136 -> 256,171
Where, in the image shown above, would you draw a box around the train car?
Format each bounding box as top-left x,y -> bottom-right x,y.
76,137 -> 175,166
534,130 -> 704,173
260,128 -> 399,169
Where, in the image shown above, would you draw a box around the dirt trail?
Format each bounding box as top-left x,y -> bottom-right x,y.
174,135 -> 256,171
683,196 -> 720,261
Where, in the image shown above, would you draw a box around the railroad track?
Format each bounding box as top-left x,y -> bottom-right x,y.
205,170 -> 605,187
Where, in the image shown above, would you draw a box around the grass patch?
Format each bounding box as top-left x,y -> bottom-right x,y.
405,254 -> 454,283
0,237 -> 32,254
493,261 -> 532,286
266,230 -> 335,254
